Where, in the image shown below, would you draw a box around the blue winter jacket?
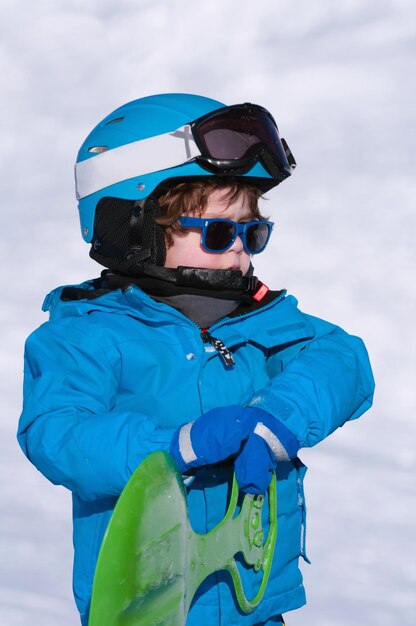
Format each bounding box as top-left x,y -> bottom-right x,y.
17,280 -> 374,625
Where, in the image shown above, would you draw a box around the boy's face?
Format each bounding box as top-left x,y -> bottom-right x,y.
164,188 -> 252,274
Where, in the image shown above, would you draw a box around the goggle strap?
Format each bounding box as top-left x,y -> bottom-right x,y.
281,138 -> 297,169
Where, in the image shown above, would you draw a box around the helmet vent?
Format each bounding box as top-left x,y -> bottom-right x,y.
105,116 -> 125,125
88,145 -> 109,154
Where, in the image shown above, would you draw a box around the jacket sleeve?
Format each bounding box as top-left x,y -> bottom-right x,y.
248,311 -> 375,448
17,321 -> 174,501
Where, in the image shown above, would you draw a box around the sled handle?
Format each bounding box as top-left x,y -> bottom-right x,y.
187,472 -> 277,613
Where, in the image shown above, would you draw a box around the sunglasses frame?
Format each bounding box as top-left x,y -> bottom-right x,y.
179,216 -> 274,255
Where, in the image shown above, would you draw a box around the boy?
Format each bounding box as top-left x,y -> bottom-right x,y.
17,93 -> 374,625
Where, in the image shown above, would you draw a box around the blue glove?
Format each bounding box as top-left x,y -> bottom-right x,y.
170,405 -> 300,491
170,405 -> 253,473
235,407 -> 300,494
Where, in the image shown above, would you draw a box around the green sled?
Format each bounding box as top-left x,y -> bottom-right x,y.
89,451 -> 277,626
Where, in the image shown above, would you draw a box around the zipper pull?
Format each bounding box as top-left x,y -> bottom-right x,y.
201,330 -> 235,367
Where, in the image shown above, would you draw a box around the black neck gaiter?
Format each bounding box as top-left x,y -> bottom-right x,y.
103,267 -> 255,327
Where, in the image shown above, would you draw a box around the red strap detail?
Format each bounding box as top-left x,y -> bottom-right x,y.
252,282 -> 269,302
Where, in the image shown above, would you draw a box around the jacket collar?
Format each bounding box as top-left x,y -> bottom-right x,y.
42,279 -> 315,349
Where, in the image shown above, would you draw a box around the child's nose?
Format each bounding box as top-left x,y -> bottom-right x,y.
229,235 -> 244,254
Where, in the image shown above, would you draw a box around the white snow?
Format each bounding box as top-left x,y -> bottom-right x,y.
1,1 -> 415,624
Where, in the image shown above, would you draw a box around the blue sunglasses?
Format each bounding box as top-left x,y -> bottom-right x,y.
179,216 -> 274,254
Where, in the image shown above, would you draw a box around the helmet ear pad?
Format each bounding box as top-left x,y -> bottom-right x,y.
89,196 -> 166,274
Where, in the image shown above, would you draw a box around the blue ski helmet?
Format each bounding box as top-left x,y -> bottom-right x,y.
75,93 -> 296,244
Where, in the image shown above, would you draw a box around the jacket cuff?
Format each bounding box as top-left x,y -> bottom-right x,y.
246,406 -> 300,459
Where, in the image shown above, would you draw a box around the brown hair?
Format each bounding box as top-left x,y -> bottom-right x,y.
156,180 -> 267,247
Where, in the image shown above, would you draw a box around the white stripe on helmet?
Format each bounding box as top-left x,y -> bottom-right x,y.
74,125 -> 200,200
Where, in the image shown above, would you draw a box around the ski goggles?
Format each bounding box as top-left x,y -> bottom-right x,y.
75,103 -> 296,201
189,103 -> 296,181
179,216 -> 274,254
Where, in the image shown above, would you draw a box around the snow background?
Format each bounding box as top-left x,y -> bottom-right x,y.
1,0 -> 415,624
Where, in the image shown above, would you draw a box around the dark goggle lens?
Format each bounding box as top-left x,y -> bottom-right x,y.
195,104 -> 288,167
245,222 -> 270,252
205,221 -> 236,251
202,127 -> 261,160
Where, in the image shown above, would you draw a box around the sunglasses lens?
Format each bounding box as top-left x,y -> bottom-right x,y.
246,223 -> 270,253
205,221 -> 236,251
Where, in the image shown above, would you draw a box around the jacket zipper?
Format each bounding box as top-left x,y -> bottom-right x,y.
198,291 -> 287,368
200,329 -> 235,367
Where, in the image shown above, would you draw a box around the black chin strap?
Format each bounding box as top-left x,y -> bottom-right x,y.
127,200 -> 150,262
